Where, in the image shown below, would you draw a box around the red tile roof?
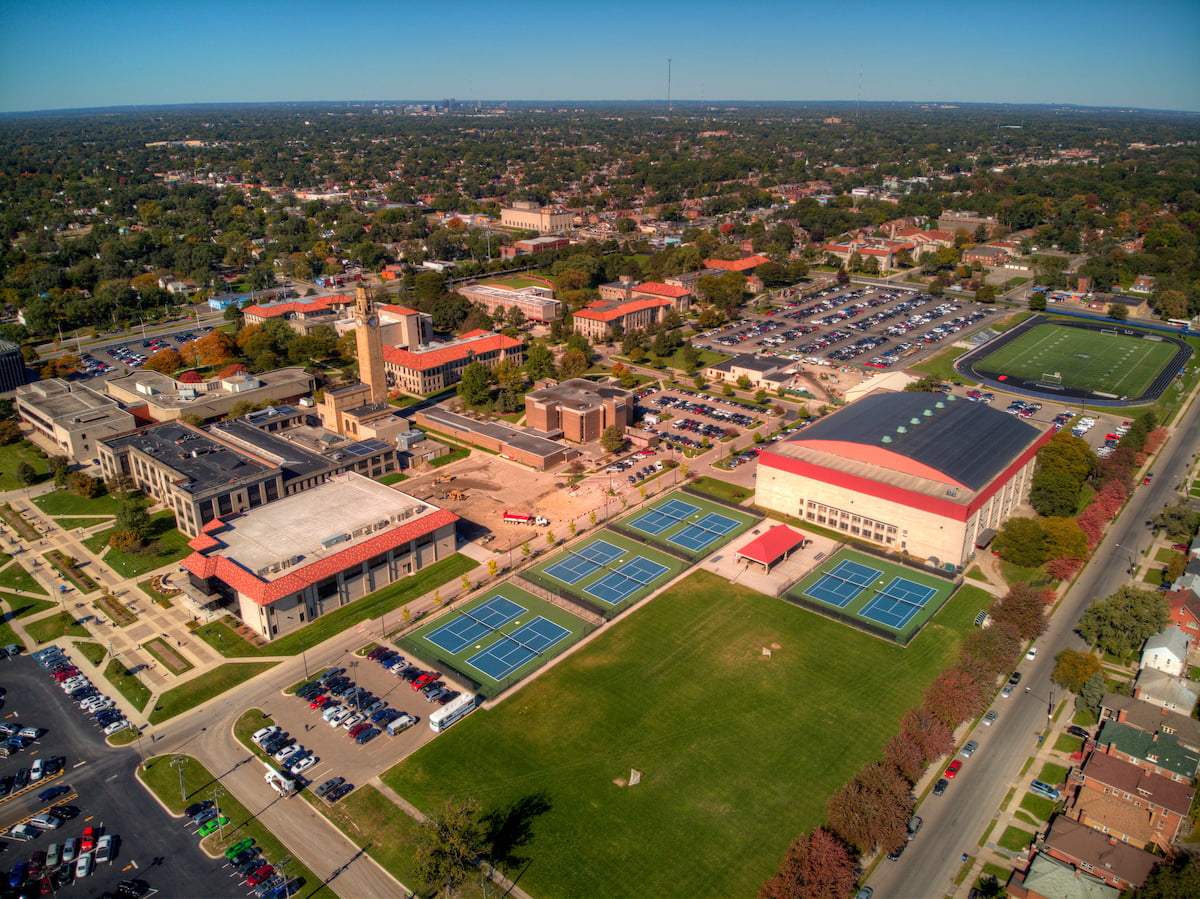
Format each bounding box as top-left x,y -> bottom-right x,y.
633,282 -> 691,298
242,294 -> 352,319
703,255 -> 771,272
379,303 -> 421,317
383,332 -> 522,372
182,508 -> 459,606
736,524 -> 806,566
574,296 -> 671,323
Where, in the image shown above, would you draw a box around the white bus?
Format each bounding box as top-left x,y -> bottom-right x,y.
429,693 -> 478,732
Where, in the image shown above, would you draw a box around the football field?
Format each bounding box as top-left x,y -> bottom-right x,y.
972,323 -> 1176,395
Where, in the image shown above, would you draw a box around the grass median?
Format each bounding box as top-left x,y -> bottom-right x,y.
25,611 -> 89,644
138,754 -> 334,898
148,662 -> 278,724
0,561 -> 47,594
104,659 -> 151,712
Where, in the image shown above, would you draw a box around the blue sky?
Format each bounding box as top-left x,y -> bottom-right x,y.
1,0 -> 1198,113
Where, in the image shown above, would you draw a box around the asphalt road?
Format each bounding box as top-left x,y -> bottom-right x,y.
868,383 -> 1200,897
0,654 -> 233,897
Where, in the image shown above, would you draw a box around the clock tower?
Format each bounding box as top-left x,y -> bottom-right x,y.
354,285 -> 387,405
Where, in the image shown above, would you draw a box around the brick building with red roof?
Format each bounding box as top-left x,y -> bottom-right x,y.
572,296 -> 673,340
180,472 -> 458,640
383,329 -> 524,395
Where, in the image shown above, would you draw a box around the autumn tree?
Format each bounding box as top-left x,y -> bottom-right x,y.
959,625 -> 1022,677
924,667 -> 989,727
66,471 -> 101,498
882,733 -> 927,784
180,330 -> 237,367
994,516 -> 1049,567
758,828 -> 858,899
898,707 -> 953,764
144,348 -> 183,374
825,761 -> 911,855
1051,648 -> 1103,693
988,583 -> 1049,640
1077,586 -> 1169,657
557,349 -> 589,380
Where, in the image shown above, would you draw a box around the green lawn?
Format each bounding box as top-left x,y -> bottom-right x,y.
192,554 -> 477,658
384,569 -> 977,899
83,511 -> 191,577
1039,761 -> 1069,784
138,755 -> 334,898
75,641 -> 106,666
0,617 -> 24,651
1,594 -> 54,619
33,489 -> 129,517
911,345 -> 974,383
972,323 -> 1177,396
1054,734 -> 1084,755
104,659 -> 152,711
998,826 -> 1036,852
377,472 -> 409,485
0,561 -> 47,594
688,476 -> 753,505
1019,792 -> 1057,823
25,611 -> 89,643
0,441 -> 49,491
148,662 -> 278,724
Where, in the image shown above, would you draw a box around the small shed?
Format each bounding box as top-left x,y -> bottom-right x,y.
735,524 -> 808,572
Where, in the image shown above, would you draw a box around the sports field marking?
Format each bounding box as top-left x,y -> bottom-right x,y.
628,500 -> 701,536
667,512 -> 741,553
858,577 -> 939,630
585,557 -> 671,605
544,540 -> 625,585
803,559 -> 882,608
466,617 -> 572,680
426,595 -> 526,654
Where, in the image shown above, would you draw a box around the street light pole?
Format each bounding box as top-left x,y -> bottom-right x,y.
1114,543 -> 1137,575
171,755 -> 187,802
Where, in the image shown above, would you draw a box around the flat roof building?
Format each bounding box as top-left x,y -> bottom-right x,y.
0,339 -> 27,392
499,202 -> 573,234
105,368 -> 315,423
455,283 -> 562,322
180,473 -> 457,640
757,392 -> 1052,569
412,406 -> 575,470
525,378 -> 633,444
16,379 -> 136,462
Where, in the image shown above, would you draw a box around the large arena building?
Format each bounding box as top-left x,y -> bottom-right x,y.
757,393 -> 1053,568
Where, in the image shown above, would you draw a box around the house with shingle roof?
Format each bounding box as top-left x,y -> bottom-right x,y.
1094,720 -> 1200,781
1140,626 -> 1190,676
1099,692 -> 1200,753
1038,817 -> 1158,892
1134,667 -> 1199,714
1067,752 -> 1193,850
1007,854 -> 1119,899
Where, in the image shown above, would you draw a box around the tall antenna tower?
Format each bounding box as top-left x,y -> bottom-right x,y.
667,58 -> 672,115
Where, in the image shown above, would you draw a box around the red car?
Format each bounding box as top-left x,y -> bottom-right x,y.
80,826 -> 97,852
246,864 -> 275,886
309,695 -> 329,710
1142,473 -> 1154,485
52,669 -> 80,682
412,672 -> 439,690
1172,544 -> 1191,553
347,722 -> 370,738
944,760 -> 963,779
366,647 -> 386,660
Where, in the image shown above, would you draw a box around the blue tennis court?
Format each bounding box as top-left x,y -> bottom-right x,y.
467,617 -> 572,680
628,499 -> 701,536
585,557 -> 671,605
858,578 -> 939,630
425,595 -> 527,654
802,559 -> 882,608
543,540 -> 625,585
667,512 -> 742,553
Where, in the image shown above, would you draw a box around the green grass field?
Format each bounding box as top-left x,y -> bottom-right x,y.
0,441 -> 49,491
82,510 -> 191,577
384,569 -> 979,899
972,323 -> 1177,395
148,661 -> 278,724
0,560 -> 47,594
399,581 -> 594,697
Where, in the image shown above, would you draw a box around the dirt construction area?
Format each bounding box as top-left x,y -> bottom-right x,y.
400,454 -> 619,553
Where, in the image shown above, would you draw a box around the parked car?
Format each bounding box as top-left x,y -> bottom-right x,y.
315,777 -> 344,798
1066,725 -> 1091,740
960,740 -> 978,758
95,834 -> 114,863
944,760 -> 963,779
224,838 -> 255,860
932,778 -> 949,796
982,710 -> 999,726
198,816 -> 228,837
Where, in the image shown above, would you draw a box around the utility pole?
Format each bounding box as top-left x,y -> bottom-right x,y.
207,785 -> 226,840
170,755 -> 187,803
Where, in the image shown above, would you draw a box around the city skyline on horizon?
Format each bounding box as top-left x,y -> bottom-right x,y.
1,0 -> 1198,116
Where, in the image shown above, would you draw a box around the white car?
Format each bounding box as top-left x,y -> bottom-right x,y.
321,704 -> 344,722
30,759 -> 45,781
328,708 -> 352,728
251,726 -> 279,746
272,743 -> 301,764
75,852 -> 93,879
340,713 -> 366,731
1025,647 -> 1038,661
95,834 -> 113,863
103,720 -> 131,736
289,754 -> 317,774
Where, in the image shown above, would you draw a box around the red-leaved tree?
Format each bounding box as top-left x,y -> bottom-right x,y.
1045,556 -> 1082,581
924,667 -> 988,727
882,733 -> 927,784
898,707 -> 954,764
758,827 -> 859,899
989,583 -> 1049,640
825,762 -> 911,855
959,624 -> 1022,677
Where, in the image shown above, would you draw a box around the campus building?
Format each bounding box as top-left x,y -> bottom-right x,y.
241,293 -> 355,333
756,392 -> 1052,569
180,473 -> 458,640
525,379 -> 633,443
98,417 -> 396,537
499,202 -> 573,233
455,283 -> 562,322
104,367 -> 315,423
383,330 -> 525,395
16,379 -> 136,462
0,338 -> 27,391
572,296 -> 674,340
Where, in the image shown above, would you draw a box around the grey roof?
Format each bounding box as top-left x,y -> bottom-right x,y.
1043,818 -> 1158,888
708,354 -> 782,375
527,378 -> 631,408
1142,626 -> 1189,663
0,338 -> 20,354
418,407 -> 567,459
104,422 -> 277,495
1100,693 -> 1200,751
1020,855 -> 1118,899
782,391 -> 1042,491
1135,668 -> 1200,712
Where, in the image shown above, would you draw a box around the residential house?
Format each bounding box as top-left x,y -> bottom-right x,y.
1093,720 -> 1200,782
1133,667 -> 1199,714
1007,854 -> 1119,899
1140,626 -> 1190,676
1099,692 -> 1200,754
1166,588 -> 1200,641
1171,557 -> 1200,595
1129,276 -> 1157,294
1067,751 -> 1194,850
1038,817 -> 1158,892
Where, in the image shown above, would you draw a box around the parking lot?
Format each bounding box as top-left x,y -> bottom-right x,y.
0,654 -> 232,897
258,649 -> 449,797
694,285 -> 998,369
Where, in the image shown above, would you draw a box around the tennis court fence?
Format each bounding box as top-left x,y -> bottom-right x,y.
606,521 -> 696,562
779,592 -> 915,647
840,538 -> 964,585
678,484 -> 754,515
513,576 -> 606,626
